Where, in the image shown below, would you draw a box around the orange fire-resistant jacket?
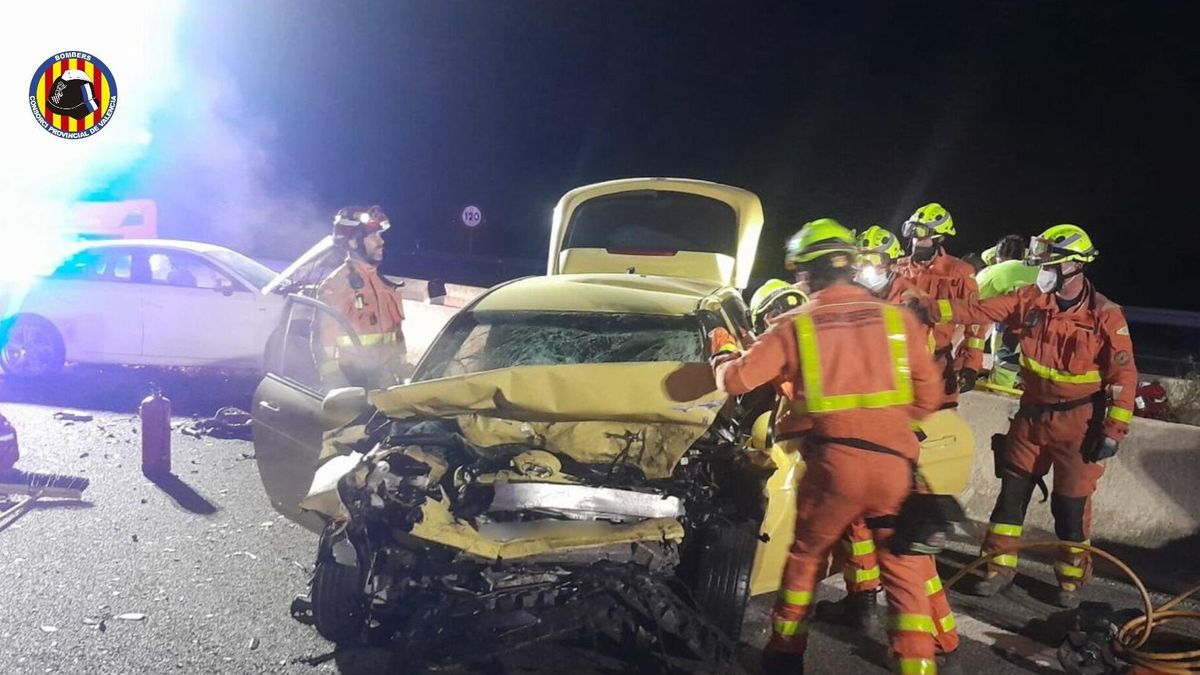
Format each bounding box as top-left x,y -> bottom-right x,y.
714,283 -> 943,460
895,249 -> 986,373
930,279 -> 1137,441
316,257 -> 406,385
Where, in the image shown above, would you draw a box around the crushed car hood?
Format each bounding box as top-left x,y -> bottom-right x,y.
368,362 -> 725,479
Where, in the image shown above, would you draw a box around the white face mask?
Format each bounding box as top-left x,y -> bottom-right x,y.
855,265 -> 890,292
1036,267 -> 1060,293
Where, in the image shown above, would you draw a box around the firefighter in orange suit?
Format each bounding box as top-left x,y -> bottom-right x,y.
894,203 -> 987,405
909,224 -> 1136,608
808,225 -> 960,662
316,205 -> 408,390
711,218 -> 947,674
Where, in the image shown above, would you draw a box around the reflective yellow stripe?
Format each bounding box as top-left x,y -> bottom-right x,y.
334,332 -> 399,347
937,299 -> 954,324
966,337 -> 986,350
773,619 -> 807,637
992,554 -> 1018,568
939,613 -> 957,633
1107,406 -> 1133,423
1067,539 -> 1091,555
888,613 -> 937,635
1056,562 -> 1085,579
845,539 -> 876,556
855,567 -> 881,584
926,332 -> 936,354
793,305 -> 914,413
781,589 -> 812,607
924,576 -> 943,596
895,658 -> 937,675
990,522 -> 1023,537
1020,354 -> 1101,384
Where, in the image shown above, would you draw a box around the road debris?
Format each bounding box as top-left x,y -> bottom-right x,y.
247,637 -> 260,651
179,407 -> 252,440
53,411 -> 95,423
115,613 -> 146,621
39,625 -> 58,633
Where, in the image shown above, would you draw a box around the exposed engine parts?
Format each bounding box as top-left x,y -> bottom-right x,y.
298,415 -> 761,671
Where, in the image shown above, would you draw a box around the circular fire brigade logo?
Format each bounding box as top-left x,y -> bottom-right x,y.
28,51 -> 118,139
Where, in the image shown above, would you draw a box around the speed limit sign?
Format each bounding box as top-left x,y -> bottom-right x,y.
461,205 -> 483,228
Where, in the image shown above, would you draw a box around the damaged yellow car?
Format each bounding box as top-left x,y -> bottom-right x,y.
251,178 -> 973,667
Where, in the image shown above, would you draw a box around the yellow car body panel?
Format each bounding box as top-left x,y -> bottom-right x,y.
547,178 -> 764,289
747,409 -> 975,596
370,362 -> 725,480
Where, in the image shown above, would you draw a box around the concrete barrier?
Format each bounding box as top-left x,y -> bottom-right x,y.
958,390 -> 1200,548
397,281 -> 486,363
400,299 -> 459,364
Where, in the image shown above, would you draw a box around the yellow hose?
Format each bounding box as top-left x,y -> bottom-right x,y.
944,541 -> 1200,674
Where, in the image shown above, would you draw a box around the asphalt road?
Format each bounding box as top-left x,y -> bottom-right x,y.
1,367 -> 1197,674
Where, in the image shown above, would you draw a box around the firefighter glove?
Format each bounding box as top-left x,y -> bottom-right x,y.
957,368 -> 979,393
708,327 -> 739,363
1082,435 -> 1119,464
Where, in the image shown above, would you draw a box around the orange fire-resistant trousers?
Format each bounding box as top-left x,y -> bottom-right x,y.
982,403 -> 1106,588
767,443 -> 949,671
837,520 -> 958,655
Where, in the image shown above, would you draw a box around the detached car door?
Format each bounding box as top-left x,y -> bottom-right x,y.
547,178 -> 764,289
253,296 -> 364,533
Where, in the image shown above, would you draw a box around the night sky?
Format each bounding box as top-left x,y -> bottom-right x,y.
132,1 -> 1198,310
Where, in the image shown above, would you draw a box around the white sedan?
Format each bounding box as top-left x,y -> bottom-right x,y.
0,239 -> 287,377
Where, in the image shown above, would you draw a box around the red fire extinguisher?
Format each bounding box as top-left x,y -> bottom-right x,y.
140,387 -> 171,477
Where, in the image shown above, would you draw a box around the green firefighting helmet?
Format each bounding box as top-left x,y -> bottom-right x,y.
749,279 -> 807,333
1026,224 -> 1098,266
857,224 -> 904,265
785,218 -> 858,270
901,202 -> 956,239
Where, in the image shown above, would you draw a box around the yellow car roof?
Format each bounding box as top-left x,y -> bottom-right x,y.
472,273 -> 725,316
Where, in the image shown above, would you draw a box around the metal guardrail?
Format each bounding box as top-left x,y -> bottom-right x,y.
1123,306 -> 1200,377
1124,306 -> 1200,329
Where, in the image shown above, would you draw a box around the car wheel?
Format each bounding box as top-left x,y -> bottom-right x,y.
312,558 -> 368,644
691,520 -> 757,641
0,316 -> 65,378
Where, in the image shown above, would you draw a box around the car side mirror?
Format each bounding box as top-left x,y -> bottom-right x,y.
322,386 -> 370,419
213,281 -> 235,296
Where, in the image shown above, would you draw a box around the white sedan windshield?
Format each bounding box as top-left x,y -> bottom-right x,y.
207,250 -> 277,290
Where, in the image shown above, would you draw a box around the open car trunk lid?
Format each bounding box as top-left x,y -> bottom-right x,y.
546,178 -> 764,289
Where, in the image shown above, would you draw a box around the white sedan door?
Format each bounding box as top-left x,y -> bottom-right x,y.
139,250 -> 264,367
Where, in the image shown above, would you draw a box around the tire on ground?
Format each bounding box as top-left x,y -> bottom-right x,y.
691,520 -> 758,641
311,558 -> 367,644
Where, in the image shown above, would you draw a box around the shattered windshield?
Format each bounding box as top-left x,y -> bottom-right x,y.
416,311 -> 705,380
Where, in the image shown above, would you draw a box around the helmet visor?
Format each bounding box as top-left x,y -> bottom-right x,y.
901,220 -> 935,239
859,251 -> 890,268
1025,236 -> 1072,265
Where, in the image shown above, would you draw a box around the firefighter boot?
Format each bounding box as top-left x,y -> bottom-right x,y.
965,571 -> 1014,597
1054,582 -> 1081,609
937,650 -> 964,675
813,590 -> 882,630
